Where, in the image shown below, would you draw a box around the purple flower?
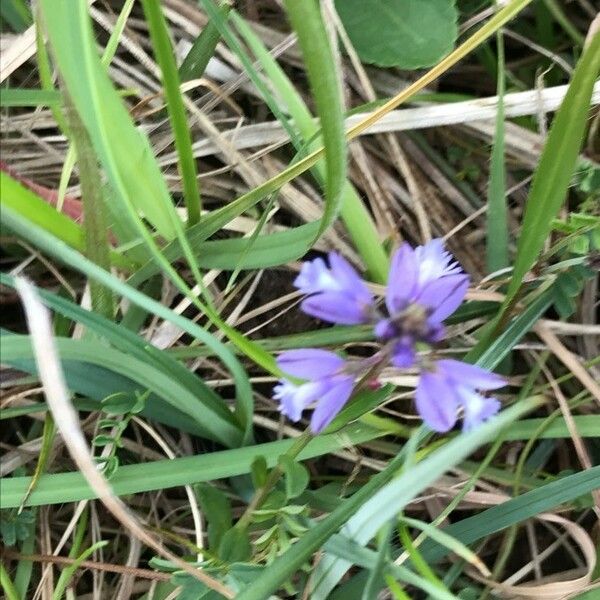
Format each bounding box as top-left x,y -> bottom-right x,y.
294,253 -> 374,325
416,359 -> 505,432
273,349 -> 354,433
376,240 -> 469,367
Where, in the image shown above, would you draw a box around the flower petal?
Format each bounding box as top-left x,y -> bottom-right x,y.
274,380 -> 324,422
328,252 -> 372,303
293,257 -> 339,295
457,388 -> 501,431
276,348 -> 345,380
415,238 -> 463,285
310,376 -> 354,433
374,318 -> 396,340
391,339 -> 416,368
386,242 -> 418,313
437,359 -> 506,390
301,292 -> 370,325
417,274 -> 469,323
415,370 -> 458,432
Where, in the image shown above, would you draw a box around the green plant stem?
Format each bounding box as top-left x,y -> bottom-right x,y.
141,0 -> 201,225
236,430 -> 313,531
63,95 -> 114,318
398,522 -> 445,589
18,413 -> 55,512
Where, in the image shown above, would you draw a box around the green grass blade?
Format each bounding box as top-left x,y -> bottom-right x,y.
179,2 -> 230,81
0,272 -> 226,413
475,288 -> 554,370
3,334 -> 243,447
0,563 -> 20,600
486,29 -> 508,273
1,205 -> 255,444
232,10 -> 388,282
201,0 -> 301,147
0,0 -> 31,30
471,30 -> 600,359
141,0 -> 201,225
0,422 -> 390,508
282,0 -> 347,239
0,88 -> 60,107
238,399 -> 538,600
507,32 -> 600,302
0,172 -> 132,269
39,0 -> 182,240
420,466 -> 600,563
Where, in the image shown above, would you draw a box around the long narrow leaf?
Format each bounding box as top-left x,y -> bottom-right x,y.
39,0 -> 181,240
141,0 -> 201,225
0,422 -> 390,508
282,0 -> 347,239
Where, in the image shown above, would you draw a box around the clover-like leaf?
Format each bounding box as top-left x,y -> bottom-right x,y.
335,0 -> 458,69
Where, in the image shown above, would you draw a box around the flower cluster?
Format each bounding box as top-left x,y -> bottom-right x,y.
274,239 -> 505,434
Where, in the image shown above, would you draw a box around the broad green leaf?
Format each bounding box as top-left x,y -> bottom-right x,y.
39,0 -> 181,240
279,456 -> 310,499
0,422 -> 391,508
196,484 -> 232,551
335,0 -> 458,69
218,528 -> 252,563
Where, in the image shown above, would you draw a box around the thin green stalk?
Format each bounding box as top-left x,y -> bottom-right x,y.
18,414 -> 55,512
52,543 -> 108,600
282,0 -> 347,241
385,574 -> 412,600
55,0 -> 135,212
141,0 -> 201,225
398,522 -> 446,590
63,95 -> 114,318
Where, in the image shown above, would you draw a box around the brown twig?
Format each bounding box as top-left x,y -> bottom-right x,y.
1,547 -> 170,581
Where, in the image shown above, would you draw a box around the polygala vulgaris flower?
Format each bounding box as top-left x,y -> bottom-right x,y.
416,359 -> 505,432
276,239 -> 505,435
273,349 -> 355,433
375,239 -> 469,368
294,252 -> 374,325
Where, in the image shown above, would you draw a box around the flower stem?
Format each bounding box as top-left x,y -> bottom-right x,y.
235,430 -> 312,532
